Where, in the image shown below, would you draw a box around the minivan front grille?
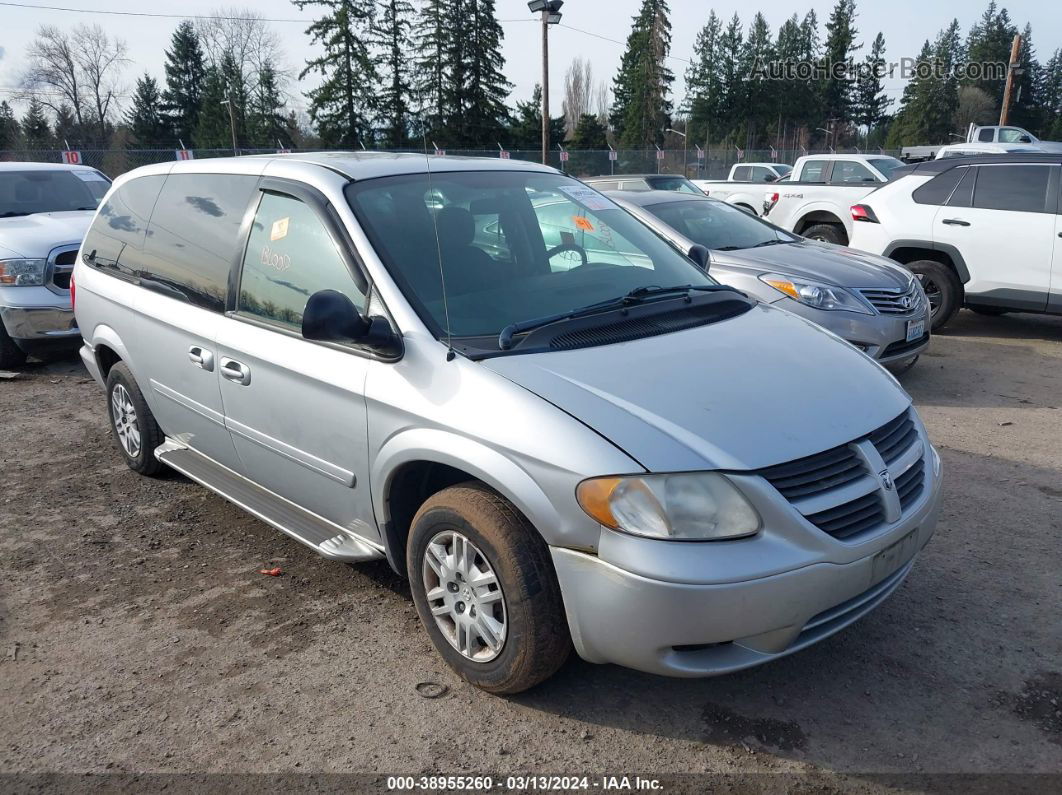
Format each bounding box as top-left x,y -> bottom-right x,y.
858,282 -> 921,314
756,409 -> 927,541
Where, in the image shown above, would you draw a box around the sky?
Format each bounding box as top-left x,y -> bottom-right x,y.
0,0 -> 1060,124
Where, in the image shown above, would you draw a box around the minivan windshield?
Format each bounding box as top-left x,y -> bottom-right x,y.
646,199 -> 796,251
347,171 -> 717,341
0,169 -> 110,217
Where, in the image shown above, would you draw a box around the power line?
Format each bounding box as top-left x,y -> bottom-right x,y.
0,0 -> 311,22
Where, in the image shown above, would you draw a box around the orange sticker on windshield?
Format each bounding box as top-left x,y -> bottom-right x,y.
573,216 -> 594,231
270,217 -> 290,241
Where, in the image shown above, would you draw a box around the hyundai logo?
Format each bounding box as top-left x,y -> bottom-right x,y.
879,469 -> 895,491
900,295 -> 914,310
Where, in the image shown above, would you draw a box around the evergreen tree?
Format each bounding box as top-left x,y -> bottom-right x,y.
1043,49 -> 1062,139
741,13 -> 775,146
53,104 -> 78,148
161,21 -> 207,146
0,101 -> 20,150
193,66 -> 234,149
611,0 -> 673,149
413,0 -> 449,141
684,11 -> 723,147
715,14 -> 745,145
450,0 -> 511,146
21,98 -> 51,149
1010,24 -> 1045,133
819,0 -> 859,134
853,33 -> 891,132
507,85 -> 564,150
295,0 -> 378,148
248,61 -> 289,146
886,28 -> 961,147
374,0 -> 416,147
964,1 -> 1016,108
126,73 -> 168,146
569,113 -> 608,149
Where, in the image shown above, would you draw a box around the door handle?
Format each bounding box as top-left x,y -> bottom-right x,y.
219,357 -> 251,386
942,218 -> 971,227
187,345 -> 214,372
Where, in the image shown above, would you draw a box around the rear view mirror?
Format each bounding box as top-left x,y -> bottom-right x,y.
688,244 -> 711,271
302,289 -> 401,356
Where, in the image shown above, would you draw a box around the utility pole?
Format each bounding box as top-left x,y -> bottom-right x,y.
999,33 -> 1023,126
221,94 -> 238,156
529,1 -> 563,165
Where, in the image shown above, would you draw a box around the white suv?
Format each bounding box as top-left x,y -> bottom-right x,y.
848,154 -> 1062,330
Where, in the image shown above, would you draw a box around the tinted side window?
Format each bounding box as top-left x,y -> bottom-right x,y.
138,174 -> 259,311
977,128 -> 994,142
972,165 -> 1052,213
800,160 -> 828,183
732,166 -> 751,181
750,167 -> 773,182
238,192 -> 367,331
913,168 -> 967,206
82,175 -> 166,277
832,161 -> 876,184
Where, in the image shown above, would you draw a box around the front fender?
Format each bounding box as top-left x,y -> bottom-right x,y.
371,428 -> 569,548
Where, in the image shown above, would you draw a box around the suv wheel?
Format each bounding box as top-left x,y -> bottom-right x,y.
105,362 -> 165,476
0,325 -> 27,370
407,484 -> 570,694
803,223 -> 847,246
908,260 -> 961,331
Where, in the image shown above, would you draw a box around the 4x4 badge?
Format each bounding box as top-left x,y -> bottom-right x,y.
879,469 -> 895,491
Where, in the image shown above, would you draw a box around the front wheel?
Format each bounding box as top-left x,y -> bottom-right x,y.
407,484 -> 571,694
908,260 -> 961,331
0,324 -> 27,370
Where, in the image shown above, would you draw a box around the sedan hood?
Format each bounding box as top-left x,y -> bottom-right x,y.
713,239 -> 913,289
0,211 -> 94,258
483,304 -> 911,472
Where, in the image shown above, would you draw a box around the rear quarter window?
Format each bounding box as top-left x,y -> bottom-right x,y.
82,175 -> 166,278
912,168 -> 968,206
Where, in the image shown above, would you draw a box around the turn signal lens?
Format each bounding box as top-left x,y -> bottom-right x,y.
762,276 -> 799,300
575,477 -> 621,528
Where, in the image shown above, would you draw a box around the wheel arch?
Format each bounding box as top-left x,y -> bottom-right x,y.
883,240 -> 971,284
795,209 -> 846,235
88,324 -> 133,377
372,430 -> 566,578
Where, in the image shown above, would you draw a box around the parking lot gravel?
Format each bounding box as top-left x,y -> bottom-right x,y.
1,309 -> 1060,789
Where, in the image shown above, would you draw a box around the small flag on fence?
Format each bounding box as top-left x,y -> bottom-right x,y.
800,146 -> 808,156
499,150 -> 510,159
608,149 -> 618,161
735,146 -> 744,160
695,145 -> 704,160
559,150 -> 570,163
769,146 -> 777,161
656,148 -> 665,161
434,148 -> 446,156
175,149 -> 194,161
276,148 -> 291,154
61,150 -> 82,165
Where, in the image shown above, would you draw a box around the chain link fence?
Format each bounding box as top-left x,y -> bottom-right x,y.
0,147 -> 903,179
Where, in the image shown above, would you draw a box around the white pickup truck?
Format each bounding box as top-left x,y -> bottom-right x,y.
692,162 -> 792,216
760,154 -> 906,245
900,124 -> 1062,161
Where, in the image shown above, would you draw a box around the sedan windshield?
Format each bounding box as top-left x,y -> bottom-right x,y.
647,176 -> 703,194
346,171 -> 716,341
0,169 -> 110,217
646,199 -> 796,251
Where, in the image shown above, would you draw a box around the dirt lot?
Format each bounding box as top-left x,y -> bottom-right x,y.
1,309 -> 1060,789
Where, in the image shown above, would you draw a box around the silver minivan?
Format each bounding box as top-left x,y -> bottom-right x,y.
74,153 -> 943,693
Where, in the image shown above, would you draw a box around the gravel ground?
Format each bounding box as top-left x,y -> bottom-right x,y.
0,309 -> 1060,790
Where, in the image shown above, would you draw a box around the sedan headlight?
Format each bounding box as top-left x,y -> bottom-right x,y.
0,258 -> 48,286
759,273 -> 872,314
576,472 -> 761,541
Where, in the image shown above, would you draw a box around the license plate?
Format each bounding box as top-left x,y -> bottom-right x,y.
871,528 -> 920,584
906,319 -> 925,343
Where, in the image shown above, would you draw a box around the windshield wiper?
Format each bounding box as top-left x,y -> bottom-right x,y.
0,211 -> 29,218
751,238 -> 788,248
497,284 -> 731,351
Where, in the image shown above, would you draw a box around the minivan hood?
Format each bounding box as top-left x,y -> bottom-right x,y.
0,211 -> 94,258
483,304 -> 910,472
713,239 -> 913,288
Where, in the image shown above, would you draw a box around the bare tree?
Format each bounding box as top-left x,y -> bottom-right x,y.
196,7 -> 288,98
20,24 -> 128,144
953,86 -> 996,133
562,57 -> 594,139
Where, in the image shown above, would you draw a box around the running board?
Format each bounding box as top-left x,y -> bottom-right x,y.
155,440 -> 385,563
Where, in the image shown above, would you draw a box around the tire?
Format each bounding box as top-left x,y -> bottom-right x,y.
407,483 -> 571,694
969,305 -> 1009,316
803,223 -> 847,246
907,259 -> 961,331
0,324 -> 27,370
105,362 -> 166,477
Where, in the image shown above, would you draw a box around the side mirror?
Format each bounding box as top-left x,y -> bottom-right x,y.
1018,134 -> 1032,143
764,174 -> 777,183
302,289 -> 401,356
688,244 -> 711,271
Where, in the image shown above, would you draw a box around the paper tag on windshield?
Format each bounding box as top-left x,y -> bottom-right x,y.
73,170 -> 108,182
557,184 -> 616,211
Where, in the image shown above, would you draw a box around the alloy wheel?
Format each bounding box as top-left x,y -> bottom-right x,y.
915,273 -> 943,317
111,384 -> 142,458
421,530 -> 507,662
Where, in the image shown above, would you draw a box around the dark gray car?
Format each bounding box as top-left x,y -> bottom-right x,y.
610,190 -> 931,367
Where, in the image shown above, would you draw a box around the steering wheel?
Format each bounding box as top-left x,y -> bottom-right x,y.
546,242 -> 589,267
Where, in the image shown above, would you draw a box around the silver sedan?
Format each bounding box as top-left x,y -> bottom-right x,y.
608,190 -> 931,368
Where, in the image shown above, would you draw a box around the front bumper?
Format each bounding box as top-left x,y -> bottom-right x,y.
552,465 -> 943,678
774,298 -> 930,363
0,302 -> 80,352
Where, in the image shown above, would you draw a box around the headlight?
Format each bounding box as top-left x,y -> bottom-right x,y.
0,258 -> 48,286
759,273 -> 872,314
576,472 -> 761,541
